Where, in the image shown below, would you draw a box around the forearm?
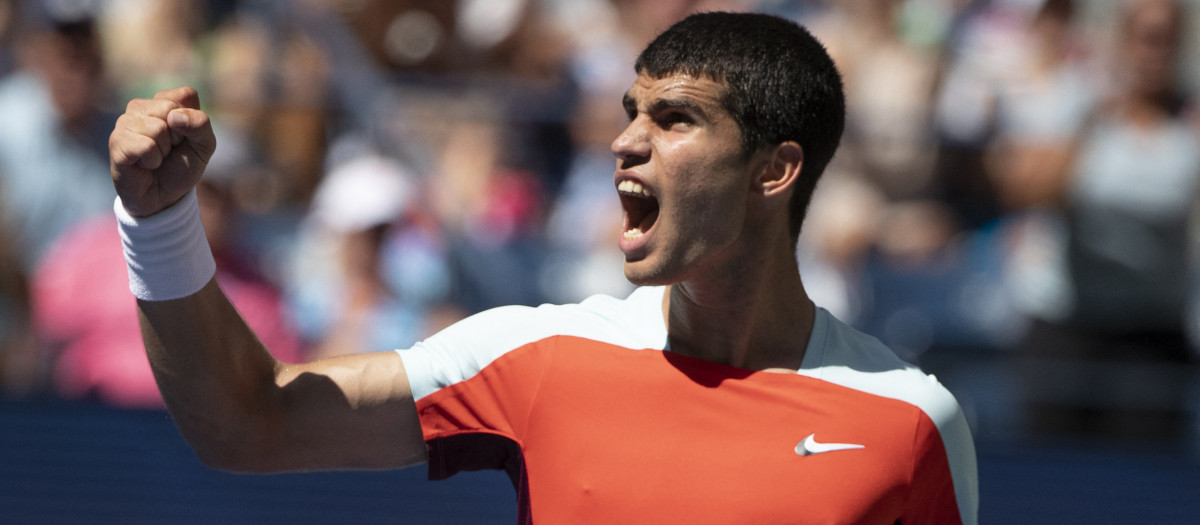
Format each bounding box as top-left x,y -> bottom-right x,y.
137,275 -> 426,473
119,198 -> 424,472
116,190 -> 285,468
137,278 -> 286,469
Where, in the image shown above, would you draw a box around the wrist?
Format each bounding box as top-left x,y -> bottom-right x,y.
114,189 -> 216,301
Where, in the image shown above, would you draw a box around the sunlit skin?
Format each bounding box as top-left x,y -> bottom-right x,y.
613,74 -> 755,284
612,73 -> 816,371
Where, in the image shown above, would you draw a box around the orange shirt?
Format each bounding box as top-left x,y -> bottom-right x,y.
400,287 -> 977,524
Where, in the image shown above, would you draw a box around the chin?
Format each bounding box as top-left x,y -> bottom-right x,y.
622,261 -> 678,287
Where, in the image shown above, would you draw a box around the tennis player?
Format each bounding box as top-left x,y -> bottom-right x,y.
109,12 -> 977,524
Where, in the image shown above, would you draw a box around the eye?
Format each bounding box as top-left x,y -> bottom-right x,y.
656,111 -> 692,130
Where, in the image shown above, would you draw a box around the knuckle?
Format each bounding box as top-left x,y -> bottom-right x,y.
122,133 -> 156,157
137,150 -> 163,169
178,86 -> 199,105
109,135 -> 143,165
189,111 -> 211,129
145,116 -> 169,136
114,112 -> 134,131
109,147 -> 127,164
155,85 -> 197,106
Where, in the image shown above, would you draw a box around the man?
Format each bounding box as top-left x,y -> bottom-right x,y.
109,12 -> 977,524
0,2 -> 114,272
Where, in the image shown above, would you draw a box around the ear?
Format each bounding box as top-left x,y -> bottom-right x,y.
754,141 -> 803,198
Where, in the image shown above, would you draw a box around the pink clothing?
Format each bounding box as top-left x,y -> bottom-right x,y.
32,214 -> 303,409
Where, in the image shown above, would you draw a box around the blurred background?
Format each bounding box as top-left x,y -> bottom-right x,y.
1,0 -> 1199,522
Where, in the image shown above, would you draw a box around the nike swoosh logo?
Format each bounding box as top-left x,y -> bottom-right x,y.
795,433 -> 865,456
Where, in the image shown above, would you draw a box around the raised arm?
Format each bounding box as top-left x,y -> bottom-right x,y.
110,87 -> 426,472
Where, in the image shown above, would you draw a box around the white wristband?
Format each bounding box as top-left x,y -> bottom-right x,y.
114,189 -> 216,301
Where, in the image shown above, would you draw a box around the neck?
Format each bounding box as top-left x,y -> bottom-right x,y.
1118,90 -> 1177,127
663,240 -> 815,372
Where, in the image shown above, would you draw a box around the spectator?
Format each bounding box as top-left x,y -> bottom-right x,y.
0,1 -> 115,273
989,0 -> 1097,332
286,153 -> 459,359
429,111 -> 551,312
204,9 -> 331,209
932,0 -> 1056,230
98,0 -> 207,101
812,0 -> 941,202
999,0 -> 1200,441
803,0 -> 1016,359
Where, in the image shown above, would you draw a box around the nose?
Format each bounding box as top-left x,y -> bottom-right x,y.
611,119 -> 649,167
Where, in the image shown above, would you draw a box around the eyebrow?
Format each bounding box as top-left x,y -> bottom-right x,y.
622,92 -> 711,121
622,93 -> 637,117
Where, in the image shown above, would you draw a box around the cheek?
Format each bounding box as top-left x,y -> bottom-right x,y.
671,172 -> 747,245
655,137 -> 750,237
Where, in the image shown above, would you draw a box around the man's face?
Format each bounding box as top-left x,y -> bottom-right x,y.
1123,0 -> 1180,97
611,73 -> 760,285
31,30 -> 102,127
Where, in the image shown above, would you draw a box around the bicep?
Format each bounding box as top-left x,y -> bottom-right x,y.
270,351 -> 427,471
292,303 -> 557,472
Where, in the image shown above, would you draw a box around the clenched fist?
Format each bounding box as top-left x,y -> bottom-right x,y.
109,86 -> 216,217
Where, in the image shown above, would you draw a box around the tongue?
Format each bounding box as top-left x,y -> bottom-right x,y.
638,207 -> 659,233
620,192 -> 659,237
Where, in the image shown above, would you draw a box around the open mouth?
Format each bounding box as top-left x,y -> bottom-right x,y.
617,179 -> 659,240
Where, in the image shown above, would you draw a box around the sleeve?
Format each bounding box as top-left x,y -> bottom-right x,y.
397,305 -> 555,482
902,402 -> 979,525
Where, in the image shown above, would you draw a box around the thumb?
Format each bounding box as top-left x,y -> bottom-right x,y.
166,108 -> 216,162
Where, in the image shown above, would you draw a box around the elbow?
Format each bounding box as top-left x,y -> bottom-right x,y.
163,377 -> 294,473
173,413 -> 287,473
194,450 -> 244,473
192,443 -> 261,473
187,431 -> 277,473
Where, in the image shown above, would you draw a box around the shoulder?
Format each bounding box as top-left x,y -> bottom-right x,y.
400,286 -> 667,400
423,286 -> 665,353
804,308 -> 978,523
800,308 -> 963,429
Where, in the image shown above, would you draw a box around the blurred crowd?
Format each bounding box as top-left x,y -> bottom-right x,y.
0,0 -> 1198,448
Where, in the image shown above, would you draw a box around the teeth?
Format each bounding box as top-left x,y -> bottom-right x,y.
623,227 -> 644,239
617,179 -> 654,198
